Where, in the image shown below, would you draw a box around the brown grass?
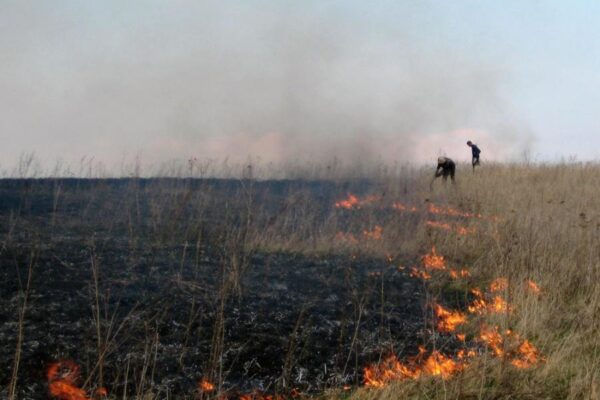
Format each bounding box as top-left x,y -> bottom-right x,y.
338,163 -> 600,399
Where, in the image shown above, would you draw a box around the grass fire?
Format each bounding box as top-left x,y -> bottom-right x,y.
3,1 -> 600,397
3,162 -> 595,400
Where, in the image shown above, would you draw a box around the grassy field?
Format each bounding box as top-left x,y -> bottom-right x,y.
347,163 -> 600,400
2,162 -> 599,399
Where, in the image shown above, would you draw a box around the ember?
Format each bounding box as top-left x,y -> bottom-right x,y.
199,378 -> 215,393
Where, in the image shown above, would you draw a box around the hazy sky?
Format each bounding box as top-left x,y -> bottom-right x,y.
2,1 -> 600,172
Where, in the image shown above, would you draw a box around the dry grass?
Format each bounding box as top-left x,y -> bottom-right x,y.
341,163 -> 600,400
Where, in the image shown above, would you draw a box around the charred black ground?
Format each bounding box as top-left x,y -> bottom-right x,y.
0,178 -> 428,399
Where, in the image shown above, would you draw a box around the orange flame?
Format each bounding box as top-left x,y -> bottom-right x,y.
426,220 -> 476,236
479,325 -> 506,357
422,246 -> 446,270
364,348 -> 465,387
511,339 -> 543,368
335,194 -> 359,209
47,360 -> 105,400
422,351 -> 462,379
489,277 -> 508,292
428,204 -> 483,219
526,280 -> 541,295
478,326 -> 544,368
409,267 -> 431,280
434,304 -> 467,333
449,269 -> 471,279
392,202 -> 419,213
335,194 -> 380,209
489,296 -> 510,313
468,288 -> 511,315
199,378 -> 215,393
457,348 -> 476,359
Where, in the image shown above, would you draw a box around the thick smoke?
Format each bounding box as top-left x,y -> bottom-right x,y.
0,1 -> 533,175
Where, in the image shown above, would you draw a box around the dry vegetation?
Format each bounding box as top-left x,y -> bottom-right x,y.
348,163 -> 600,400
2,161 -> 600,399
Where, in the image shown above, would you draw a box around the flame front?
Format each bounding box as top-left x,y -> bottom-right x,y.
422,351 -> 462,379
428,204 -> 483,219
426,220 -> 475,235
363,349 -> 465,387
335,193 -> 380,209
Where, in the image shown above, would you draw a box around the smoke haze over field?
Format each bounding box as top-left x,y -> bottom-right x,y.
14,1 -> 600,173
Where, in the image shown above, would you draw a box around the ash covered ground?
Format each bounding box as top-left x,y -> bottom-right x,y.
0,179 -> 428,399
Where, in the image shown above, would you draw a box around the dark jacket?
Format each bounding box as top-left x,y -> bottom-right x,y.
471,145 -> 481,157
436,157 -> 455,180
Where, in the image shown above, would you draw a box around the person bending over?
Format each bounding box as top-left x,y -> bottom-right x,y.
434,156 -> 456,183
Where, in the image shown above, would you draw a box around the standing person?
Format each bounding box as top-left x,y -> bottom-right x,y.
467,141 -> 481,171
431,156 -> 456,189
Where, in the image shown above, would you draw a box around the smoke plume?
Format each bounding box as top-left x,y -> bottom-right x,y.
0,1 -> 533,174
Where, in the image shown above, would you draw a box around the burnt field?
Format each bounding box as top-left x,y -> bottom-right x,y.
0,168 -> 594,400
0,178 -> 435,399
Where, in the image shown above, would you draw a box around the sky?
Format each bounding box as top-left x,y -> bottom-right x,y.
2,1 -> 600,174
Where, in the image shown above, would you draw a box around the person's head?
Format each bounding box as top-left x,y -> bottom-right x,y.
467,140 -> 472,147
437,156 -> 446,165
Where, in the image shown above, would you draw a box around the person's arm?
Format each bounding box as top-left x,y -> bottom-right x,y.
434,165 -> 443,177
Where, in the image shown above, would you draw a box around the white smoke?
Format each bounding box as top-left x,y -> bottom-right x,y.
0,1 -> 534,174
